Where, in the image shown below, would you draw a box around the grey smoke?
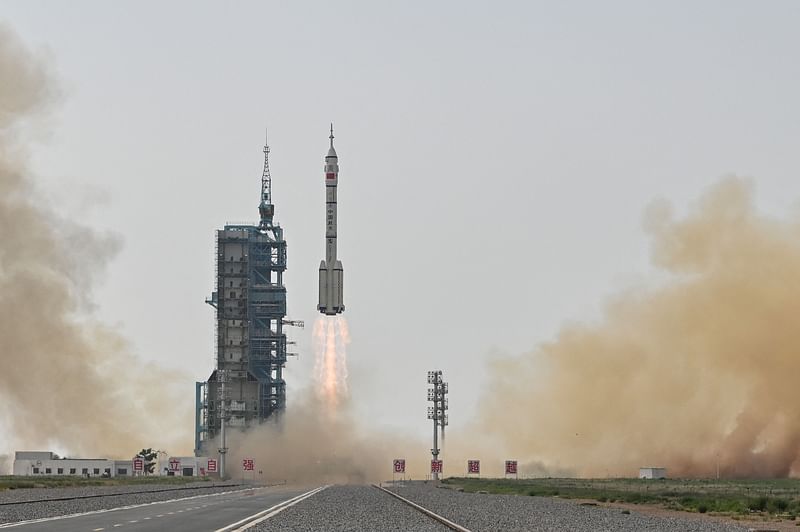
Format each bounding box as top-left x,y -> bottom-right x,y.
0,23 -> 190,459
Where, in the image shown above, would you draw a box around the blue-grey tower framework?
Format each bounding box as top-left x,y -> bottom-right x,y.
196,134 -> 297,455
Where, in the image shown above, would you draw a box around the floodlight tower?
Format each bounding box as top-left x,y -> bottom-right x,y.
427,370 -> 449,480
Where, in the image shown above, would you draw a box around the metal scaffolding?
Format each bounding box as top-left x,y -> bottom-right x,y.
196,136 -> 299,456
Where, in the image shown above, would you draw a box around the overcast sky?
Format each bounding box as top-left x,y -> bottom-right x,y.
2,1 -> 800,442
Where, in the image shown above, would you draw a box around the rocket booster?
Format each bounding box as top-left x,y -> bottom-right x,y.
318,125 -> 344,315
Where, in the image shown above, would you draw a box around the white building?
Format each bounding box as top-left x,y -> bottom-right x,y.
162,456 -> 218,477
14,451 -> 218,478
13,451 -> 133,477
639,467 -> 667,479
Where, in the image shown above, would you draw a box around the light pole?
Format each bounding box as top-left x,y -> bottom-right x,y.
427,370 -> 448,481
218,369 -> 228,479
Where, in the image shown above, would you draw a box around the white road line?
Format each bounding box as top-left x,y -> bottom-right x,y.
143,517 -> 151,520
229,486 -> 327,531
214,486 -> 328,532
128,520 -> 138,523
112,525 -> 122,528
156,515 -> 164,518
92,528 -> 105,531
0,488 -> 260,529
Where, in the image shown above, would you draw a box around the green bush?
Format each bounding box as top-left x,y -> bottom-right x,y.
748,496 -> 768,512
767,498 -> 789,513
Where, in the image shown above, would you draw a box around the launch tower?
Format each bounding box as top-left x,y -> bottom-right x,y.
195,135 -> 296,455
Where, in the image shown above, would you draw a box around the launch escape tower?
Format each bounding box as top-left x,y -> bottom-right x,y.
195,135 -> 298,455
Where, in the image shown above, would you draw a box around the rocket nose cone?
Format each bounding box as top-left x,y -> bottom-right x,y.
326,146 -> 338,158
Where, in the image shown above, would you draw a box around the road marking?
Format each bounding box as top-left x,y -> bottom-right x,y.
214,486 -> 328,532
128,520 -> 138,523
156,515 -> 164,518
0,488 -> 260,529
92,528 -> 105,531
112,525 -> 122,528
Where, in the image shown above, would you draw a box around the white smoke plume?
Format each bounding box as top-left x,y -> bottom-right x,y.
479,177 -> 800,478
0,24 -> 191,459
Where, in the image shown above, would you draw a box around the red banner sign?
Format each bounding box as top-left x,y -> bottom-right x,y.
505,460 -> 518,474
207,459 -> 217,473
168,458 -> 180,471
431,459 -> 443,473
468,460 -> 480,474
133,458 -> 144,472
242,458 -> 254,472
393,459 -> 406,473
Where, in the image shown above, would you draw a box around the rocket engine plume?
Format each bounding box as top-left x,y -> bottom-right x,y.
313,316 -> 350,412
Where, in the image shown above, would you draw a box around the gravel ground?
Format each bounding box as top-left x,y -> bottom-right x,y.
387,482 -> 752,532
252,485 -> 449,532
0,482 -> 245,524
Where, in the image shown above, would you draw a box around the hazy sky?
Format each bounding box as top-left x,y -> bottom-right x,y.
2,1 -> 799,444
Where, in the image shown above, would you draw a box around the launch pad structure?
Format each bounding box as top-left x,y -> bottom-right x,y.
195,135 -> 300,456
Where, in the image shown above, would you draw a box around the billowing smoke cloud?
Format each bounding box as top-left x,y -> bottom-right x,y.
226,393 -> 426,484
226,317 -> 426,484
0,24 -> 190,459
480,177 -> 800,478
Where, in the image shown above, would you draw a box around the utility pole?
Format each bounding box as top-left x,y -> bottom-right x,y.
427,370 -> 448,481
218,369 -> 228,479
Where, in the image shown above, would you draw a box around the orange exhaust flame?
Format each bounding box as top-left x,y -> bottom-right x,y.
313,316 -> 350,413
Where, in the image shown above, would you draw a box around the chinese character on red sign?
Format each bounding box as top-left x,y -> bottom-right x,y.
468,460 -> 480,474
207,459 -> 217,473
133,458 -> 144,472
431,460 -> 443,473
169,459 -> 180,471
505,460 -> 518,474
393,459 -> 405,473
243,459 -> 254,472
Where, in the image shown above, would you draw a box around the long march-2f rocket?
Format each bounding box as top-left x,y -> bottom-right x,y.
318,125 -> 344,315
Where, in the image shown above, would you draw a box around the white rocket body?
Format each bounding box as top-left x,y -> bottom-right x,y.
318,129 -> 344,315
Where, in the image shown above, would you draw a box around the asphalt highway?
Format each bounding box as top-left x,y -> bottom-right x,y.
0,485 -> 320,532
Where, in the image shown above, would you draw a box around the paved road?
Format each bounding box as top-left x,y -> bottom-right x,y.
0,485 -> 319,532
